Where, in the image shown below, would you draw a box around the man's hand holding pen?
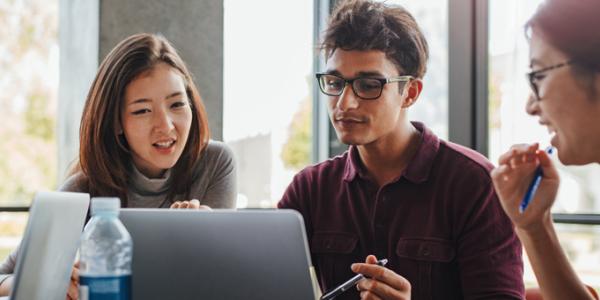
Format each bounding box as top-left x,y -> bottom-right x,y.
352,255 -> 411,300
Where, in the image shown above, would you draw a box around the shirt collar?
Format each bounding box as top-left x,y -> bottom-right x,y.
342,121 -> 440,184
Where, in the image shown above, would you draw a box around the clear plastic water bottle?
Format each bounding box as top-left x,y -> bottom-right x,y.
79,197 -> 133,300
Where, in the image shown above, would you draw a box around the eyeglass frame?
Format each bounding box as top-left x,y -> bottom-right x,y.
315,73 -> 414,100
526,60 -> 572,101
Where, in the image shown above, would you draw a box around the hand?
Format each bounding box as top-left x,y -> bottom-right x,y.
490,143 -> 560,233
66,262 -> 79,300
352,255 -> 410,300
0,275 -> 14,296
170,199 -> 212,210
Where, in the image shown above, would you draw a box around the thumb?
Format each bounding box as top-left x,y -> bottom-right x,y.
365,255 -> 378,264
537,149 -> 559,180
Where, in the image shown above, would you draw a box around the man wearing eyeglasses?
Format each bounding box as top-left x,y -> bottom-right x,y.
278,1 -> 524,300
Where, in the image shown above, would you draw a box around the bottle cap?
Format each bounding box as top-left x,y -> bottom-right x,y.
91,197 -> 121,216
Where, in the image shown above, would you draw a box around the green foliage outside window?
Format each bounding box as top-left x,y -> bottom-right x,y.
0,0 -> 58,206
281,96 -> 312,170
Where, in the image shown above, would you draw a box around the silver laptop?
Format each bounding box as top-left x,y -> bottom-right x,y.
9,191 -> 90,300
119,209 -> 319,300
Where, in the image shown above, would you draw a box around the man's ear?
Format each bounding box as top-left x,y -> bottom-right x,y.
401,79 -> 423,109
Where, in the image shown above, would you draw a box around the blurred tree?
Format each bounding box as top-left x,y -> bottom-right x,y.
281,96 -> 311,170
0,0 -> 58,205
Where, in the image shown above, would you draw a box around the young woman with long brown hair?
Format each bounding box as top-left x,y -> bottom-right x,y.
0,33 -> 236,298
63,33 -> 236,209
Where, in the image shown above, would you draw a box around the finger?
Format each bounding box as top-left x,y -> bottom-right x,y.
71,266 -> 79,282
537,149 -> 559,179
365,254 -> 378,264
357,278 -> 402,300
491,164 -> 508,180
359,290 -> 383,300
170,201 -> 181,209
512,143 -> 538,153
498,143 -> 538,165
180,201 -> 190,209
352,263 -> 411,292
198,205 -> 213,211
190,199 -> 201,209
498,148 -> 517,165
66,280 -> 78,300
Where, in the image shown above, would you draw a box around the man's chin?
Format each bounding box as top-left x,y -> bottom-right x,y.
338,135 -> 367,146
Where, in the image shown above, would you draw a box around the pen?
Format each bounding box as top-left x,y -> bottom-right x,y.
320,258 -> 388,300
519,146 -> 554,213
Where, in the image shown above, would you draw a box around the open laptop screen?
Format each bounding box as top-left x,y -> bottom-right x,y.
119,209 -> 318,300
11,191 -> 90,300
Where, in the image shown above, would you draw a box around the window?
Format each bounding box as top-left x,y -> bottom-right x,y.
0,0 -> 58,259
488,0 -> 600,287
223,0 -> 314,208
376,0 -> 449,140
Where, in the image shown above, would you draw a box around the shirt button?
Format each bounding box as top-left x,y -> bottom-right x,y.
422,247 -> 430,257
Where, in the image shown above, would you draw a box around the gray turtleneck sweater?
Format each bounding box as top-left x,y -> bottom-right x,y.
0,140 -> 237,283
61,140 -> 237,208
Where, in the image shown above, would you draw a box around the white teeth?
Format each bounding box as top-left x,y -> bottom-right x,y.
154,141 -> 174,148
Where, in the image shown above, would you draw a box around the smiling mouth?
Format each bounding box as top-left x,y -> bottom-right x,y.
544,125 -> 556,136
153,140 -> 176,149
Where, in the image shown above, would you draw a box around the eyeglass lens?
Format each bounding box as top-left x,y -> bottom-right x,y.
318,75 -> 383,99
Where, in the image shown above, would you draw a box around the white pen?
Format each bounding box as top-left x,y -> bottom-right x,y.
320,258 -> 388,300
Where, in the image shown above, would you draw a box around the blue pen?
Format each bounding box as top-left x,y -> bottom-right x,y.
519,146 -> 554,213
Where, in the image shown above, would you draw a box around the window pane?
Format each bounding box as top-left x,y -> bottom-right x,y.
0,0 -> 59,206
521,223 -> 600,289
224,0 -> 313,208
489,0 -> 600,291
0,212 -> 28,262
376,0 -> 449,139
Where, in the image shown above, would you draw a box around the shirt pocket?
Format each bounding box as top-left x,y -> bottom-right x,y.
396,238 -> 457,300
310,232 -> 360,289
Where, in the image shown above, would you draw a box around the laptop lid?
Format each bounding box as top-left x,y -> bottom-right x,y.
119,209 -> 318,300
11,191 -> 90,300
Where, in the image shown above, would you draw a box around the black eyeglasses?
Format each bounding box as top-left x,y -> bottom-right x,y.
526,61 -> 572,101
316,73 -> 414,100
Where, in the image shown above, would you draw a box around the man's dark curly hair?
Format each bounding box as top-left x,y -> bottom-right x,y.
321,0 -> 429,79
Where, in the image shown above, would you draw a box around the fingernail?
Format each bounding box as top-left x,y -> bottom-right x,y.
351,264 -> 358,271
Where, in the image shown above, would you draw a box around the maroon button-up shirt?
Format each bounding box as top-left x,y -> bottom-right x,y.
278,122 -> 524,300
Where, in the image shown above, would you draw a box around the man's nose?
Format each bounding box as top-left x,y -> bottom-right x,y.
335,83 -> 360,111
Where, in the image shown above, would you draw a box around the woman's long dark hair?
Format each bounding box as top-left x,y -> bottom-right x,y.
72,33 -> 210,206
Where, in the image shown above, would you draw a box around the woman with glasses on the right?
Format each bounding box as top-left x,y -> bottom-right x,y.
490,0 -> 600,299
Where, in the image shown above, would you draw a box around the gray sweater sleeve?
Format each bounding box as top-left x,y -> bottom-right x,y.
0,244 -> 19,278
57,173 -> 87,192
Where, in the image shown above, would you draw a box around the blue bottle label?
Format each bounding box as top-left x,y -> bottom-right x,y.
79,274 -> 131,300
